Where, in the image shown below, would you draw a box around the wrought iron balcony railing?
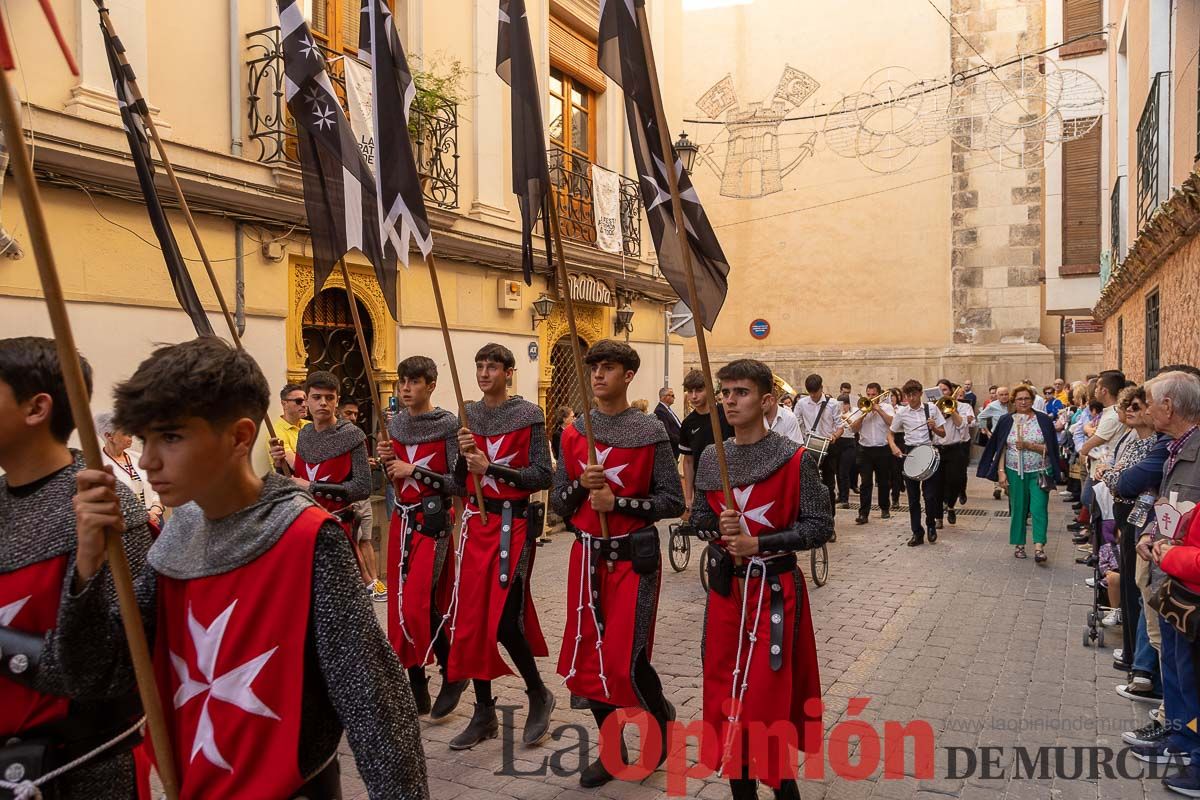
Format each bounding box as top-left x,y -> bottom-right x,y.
547,146 -> 642,259
1109,175 -> 1124,263
1136,72 -> 1169,230
246,26 -> 459,210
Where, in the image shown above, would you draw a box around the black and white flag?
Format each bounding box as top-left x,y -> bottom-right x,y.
598,0 -> 729,330
100,10 -> 213,336
359,0 -> 433,285
276,0 -> 394,316
497,0 -> 554,285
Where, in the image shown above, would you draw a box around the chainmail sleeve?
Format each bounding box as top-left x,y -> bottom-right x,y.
690,490 -> 720,537
516,422 -> 553,491
439,435 -> 463,497
649,440 -> 686,520
757,451 -> 833,553
309,522 -> 429,799
550,454 -> 587,519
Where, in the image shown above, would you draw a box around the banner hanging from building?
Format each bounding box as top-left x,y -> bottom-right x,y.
342,56 -> 376,170
590,162 -> 624,255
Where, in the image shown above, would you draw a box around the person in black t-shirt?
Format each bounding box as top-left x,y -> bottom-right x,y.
678,369 -> 734,516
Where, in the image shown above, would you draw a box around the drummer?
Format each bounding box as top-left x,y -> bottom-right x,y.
887,379 -> 947,547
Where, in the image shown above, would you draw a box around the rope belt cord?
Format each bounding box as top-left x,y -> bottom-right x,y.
560,533 -> 609,699
0,717 -> 145,800
393,501 -> 421,646
721,555 -> 768,769
425,506 -> 476,660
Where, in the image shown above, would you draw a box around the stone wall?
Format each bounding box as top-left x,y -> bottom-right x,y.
1103,232 -> 1200,380
950,0 -> 1046,346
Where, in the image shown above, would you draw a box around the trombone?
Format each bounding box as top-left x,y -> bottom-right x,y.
841,393 -> 888,426
936,395 -> 958,415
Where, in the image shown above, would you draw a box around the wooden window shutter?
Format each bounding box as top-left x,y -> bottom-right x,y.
1061,118 -> 1102,275
1063,0 -> 1102,41
550,17 -> 605,93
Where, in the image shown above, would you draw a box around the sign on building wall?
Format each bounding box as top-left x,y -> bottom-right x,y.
568,273 -> 613,305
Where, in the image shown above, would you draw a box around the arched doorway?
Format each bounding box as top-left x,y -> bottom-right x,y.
301,287 -> 375,438
546,335 -> 589,418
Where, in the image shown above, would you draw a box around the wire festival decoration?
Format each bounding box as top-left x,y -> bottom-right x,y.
693,54 -> 1105,197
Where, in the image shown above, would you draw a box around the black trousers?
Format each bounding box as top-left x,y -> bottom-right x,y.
890,434 -> 906,503
832,438 -> 857,503
1116,504 -> 1139,661
857,444 -> 892,515
935,442 -> 970,519
818,448 -> 839,520
905,473 -> 940,538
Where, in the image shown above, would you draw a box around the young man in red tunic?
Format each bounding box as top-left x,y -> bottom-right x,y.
376,355 -> 469,718
447,343 -> 555,751
63,337 -> 428,799
691,359 -> 831,800
270,370 -> 371,545
0,337 -> 152,798
552,339 -> 684,788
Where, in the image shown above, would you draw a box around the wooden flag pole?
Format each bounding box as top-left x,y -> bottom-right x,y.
336,260 -> 394,440
422,253 -> 490,524
544,197 -> 612,552
0,67 -> 182,800
94,4 -> 285,448
633,5 -> 734,514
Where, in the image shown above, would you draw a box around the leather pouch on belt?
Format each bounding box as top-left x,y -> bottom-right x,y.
0,738 -> 51,800
527,501 -> 546,538
705,543 -> 733,597
630,527 -> 660,575
418,495 -> 448,537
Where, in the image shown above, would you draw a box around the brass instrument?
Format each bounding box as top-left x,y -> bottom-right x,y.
841,393 -> 888,426
771,373 -> 795,399
936,395 -> 957,415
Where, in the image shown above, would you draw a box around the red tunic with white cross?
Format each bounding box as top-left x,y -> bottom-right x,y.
292,450 -> 354,515
700,447 -> 822,789
556,423 -> 660,707
0,555 -> 70,736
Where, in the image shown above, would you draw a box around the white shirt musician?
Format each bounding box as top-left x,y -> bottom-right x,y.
796,393 -> 843,440
936,401 -> 975,445
886,382 -> 946,547
765,402 -> 804,444
855,400 -> 894,448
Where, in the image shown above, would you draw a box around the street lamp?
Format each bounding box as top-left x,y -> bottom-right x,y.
531,293 -> 555,330
614,302 -> 635,339
673,130 -> 698,173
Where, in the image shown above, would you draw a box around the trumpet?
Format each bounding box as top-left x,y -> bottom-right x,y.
936,395 -> 957,415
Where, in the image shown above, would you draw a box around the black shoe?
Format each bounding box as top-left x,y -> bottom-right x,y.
1072,533 -> 1090,544
958,493 -> 968,506
907,534 -> 924,547
947,509 -> 957,525
1124,719 -> 1169,747
449,700 -> 499,750
430,677 -> 468,720
855,515 -> 869,525
880,510 -> 891,519
1075,554 -> 1097,566
523,685 -> 556,746
579,738 -> 630,788
838,502 -> 851,509
1067,521 -> 1085,532
410,672 -> 432,716
1113,659 -> 1133,672
928,527 -> 938,543
829,530 -> 837,543
993,488 -> 1002,500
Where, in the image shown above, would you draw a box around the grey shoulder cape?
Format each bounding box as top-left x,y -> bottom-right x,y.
465,396 -> 546,436
388,407 -> 459,444
575,407 -> 669,448
296,418 -> 367,464
695,432 -> 801,492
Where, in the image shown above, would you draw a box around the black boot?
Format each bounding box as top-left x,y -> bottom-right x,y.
774,779 -> 802,799
654,698 -> 677,767
430,676 -> 468,720
408,668 -> 431,716
730,778 -> 759,800
580,738 -> 629,788
449,699 -> 498,750
523,684 -> 556,746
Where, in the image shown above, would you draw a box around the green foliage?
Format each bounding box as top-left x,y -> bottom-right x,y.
409,55 -> 469,137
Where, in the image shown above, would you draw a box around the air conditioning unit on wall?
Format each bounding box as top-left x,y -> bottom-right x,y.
497,278 -> 522,310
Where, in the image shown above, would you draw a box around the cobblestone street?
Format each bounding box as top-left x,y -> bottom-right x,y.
340,475 -> 1156,799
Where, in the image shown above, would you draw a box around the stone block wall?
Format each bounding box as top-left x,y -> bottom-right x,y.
950,0 -> 1046,346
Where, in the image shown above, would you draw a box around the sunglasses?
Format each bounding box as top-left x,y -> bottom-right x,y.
285,397 -> 306,405
1128,403 -> 1144,411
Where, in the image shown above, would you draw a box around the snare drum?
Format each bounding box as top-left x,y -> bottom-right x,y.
902,444 -> 941,482
803,434 -> 832,465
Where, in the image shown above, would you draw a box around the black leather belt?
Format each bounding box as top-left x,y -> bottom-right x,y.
395,496 -> 451,540
733,553 -> 797,672
466,497 -> 532,589
2,699 -> 143,793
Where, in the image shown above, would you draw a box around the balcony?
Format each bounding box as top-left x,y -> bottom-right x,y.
1136,72 -> 1169,230
245,26 -> 458,210
547,146 -> 642,259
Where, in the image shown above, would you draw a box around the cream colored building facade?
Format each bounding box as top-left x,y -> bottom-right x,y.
674,0 -> 1105,391
0,0 -> 687,463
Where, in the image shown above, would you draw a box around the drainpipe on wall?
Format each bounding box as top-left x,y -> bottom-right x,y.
1059,316 -> 1067,380
230,0 -> 243,157
235,222 -> 246,336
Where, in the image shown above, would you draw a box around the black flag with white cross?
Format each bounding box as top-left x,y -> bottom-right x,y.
497,0 -> 554,285
359,0 -> 433,288
597,0 -> 729,330
99,8 -> 213,336
276,0 -> 394,316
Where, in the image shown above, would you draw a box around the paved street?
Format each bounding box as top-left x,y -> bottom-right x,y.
339,475 -> 1159,799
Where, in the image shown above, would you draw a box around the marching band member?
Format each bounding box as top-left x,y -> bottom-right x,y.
850,382 -> 895,524
377,356 -> 469,719
448,344 -> 555,751
692,359 -> 831,800
552,340 -> 684,788
65,337 -> 428,798
0,338 -> 152,799
796,374 -> 843,534
888,380 -> 947,547
934,379 -> 975,527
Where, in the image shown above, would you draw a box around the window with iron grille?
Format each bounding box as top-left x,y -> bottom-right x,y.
1144,291 -> 1161,376
1109,176 -> 1123,260
1136,73 -> 1167,229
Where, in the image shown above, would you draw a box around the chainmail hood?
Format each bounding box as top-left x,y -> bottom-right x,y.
296,418 -> 366,464
148,471 -> 318,579
388,406 -> 459,444
576,407 -> 669,448
695,432 -> 801,492
464,396 -> 545,436
1,452 -> 147,572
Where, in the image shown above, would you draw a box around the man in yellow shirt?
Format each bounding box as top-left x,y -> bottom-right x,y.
1054,377 -> 1069,406
275,381 -> 310,470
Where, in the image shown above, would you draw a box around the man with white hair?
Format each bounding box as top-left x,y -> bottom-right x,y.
94,410 -> 162,526
653,385 -> 682,458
